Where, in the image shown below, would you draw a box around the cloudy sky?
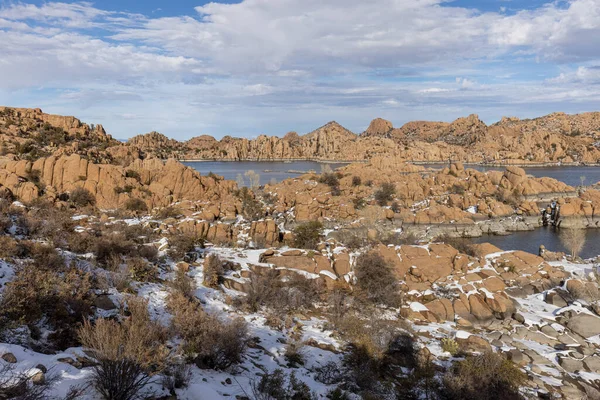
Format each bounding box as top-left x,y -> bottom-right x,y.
0,0 -> 599,140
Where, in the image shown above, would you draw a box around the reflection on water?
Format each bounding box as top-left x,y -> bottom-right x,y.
470,227 -> 600,259
418,164 -> 600,188
183,160 -> 348,186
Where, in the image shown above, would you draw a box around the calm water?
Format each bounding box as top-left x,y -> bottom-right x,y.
418,164 -> 600,187
183,160 -> 348,186
471,227 -> 600,260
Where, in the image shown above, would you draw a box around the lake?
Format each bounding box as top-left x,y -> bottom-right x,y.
183,160 -> 349,186
471,227 -> 600,260
418,164 -> 600,187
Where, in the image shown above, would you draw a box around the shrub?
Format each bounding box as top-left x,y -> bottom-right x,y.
0,362 -> 58,400
203,254 -> 232,288
238,186 -> 263,221
390,201 -> 401,213
352,197 -> 366,210
374,183 -> 395,206
441,337 -> 459,356
351,176 -> 362,186
126,257 -> 158,282
137,244 -> 159,263
167,233 -> 200,261
319,173 -> 339,188
171,266 -> 196,299
94,235 -> 135,268
441,351 -> 526,400
293,221 -> 323,249
241,270 -> 323,314
284,342 -> 305,368
339,319 -> 416,398
167,293 -> 248,370
354,252 -> 401,307
125,169 -> 140,180
161,363 -> 192,394
124,198 -> 147,212
79,297 -> 169,400
1,264 -> 93,348
252,369 -> 317,400
70,187 -> 95,207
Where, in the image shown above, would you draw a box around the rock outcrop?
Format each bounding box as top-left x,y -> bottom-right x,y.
0,154 -> 236,209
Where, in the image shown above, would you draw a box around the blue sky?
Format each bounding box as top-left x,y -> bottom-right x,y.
0,0 -> 599,140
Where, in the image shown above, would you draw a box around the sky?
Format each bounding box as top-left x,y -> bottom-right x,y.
0,0 -> 599,140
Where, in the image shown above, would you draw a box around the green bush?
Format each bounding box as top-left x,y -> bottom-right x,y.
351,176 -> 362,186
374,183 -> 395,206
354,252 -> 401,307
441,352 -> 526,400
293,221 -> 323,249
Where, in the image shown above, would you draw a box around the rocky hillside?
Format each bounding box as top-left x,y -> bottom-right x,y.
0,107 -> 122,164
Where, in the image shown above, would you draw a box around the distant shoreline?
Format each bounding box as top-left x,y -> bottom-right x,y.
177,158 -> 600,167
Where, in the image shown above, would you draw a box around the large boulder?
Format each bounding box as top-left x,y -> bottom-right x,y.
566,313 -> 600,338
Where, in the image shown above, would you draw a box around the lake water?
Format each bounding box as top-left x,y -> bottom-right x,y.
183,160 -> 349,186
471,227 -> 600,260
418,164 -> 600,187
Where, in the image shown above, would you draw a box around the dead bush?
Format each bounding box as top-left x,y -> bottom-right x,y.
352,176 -> 362,186
293,221 -> 323,249
167,292 -> 248,370
79,297 -> 169,400
240,270 -> 323,314
354,252 -> 402,307
441,351 -> 526,400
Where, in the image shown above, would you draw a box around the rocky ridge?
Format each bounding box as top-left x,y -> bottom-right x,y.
126,111 -> 600,164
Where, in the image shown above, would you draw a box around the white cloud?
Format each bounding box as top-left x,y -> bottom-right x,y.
0,0 -> 599,139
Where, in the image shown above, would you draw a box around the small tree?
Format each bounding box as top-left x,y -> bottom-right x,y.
560,228 -> 586,258
293,221 -> 323,249
245,170 -> 260,189
351,176 -> 361,186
